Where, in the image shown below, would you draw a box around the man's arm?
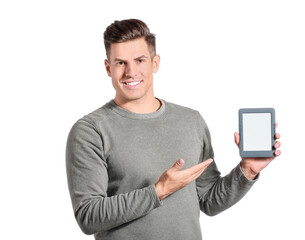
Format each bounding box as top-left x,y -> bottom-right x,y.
197,161 -> 258,216
195,112 -> 281,216
65,118 -> 163,235
195,112 -> 259,216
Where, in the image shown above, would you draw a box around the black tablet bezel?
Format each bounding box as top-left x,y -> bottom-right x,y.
239,108 -> 276,158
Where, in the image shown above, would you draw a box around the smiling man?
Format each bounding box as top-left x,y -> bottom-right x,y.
105,36 -> 161,113
66,19 -> 281,240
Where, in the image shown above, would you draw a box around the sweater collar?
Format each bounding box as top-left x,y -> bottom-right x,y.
108,97 -> 166,120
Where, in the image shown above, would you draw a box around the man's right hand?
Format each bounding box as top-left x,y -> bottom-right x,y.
154,158 -> 213,200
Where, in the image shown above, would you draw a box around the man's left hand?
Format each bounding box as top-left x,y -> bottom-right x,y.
234,123 -> 281,180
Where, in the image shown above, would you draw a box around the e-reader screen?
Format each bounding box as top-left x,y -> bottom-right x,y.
239,108 -> 275,157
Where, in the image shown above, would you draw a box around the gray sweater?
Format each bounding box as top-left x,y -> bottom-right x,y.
66,98 -> 258,240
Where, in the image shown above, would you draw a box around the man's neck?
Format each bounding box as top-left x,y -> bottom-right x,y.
113,96 -> 161,114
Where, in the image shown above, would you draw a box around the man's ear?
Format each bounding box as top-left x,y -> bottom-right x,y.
105,59 -> 111,77
152,54 -> 160,73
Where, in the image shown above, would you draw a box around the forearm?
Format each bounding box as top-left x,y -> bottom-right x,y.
199,163 -> 258,216
73,184 -> 162,234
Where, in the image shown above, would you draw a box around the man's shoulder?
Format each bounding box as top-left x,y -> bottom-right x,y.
163,99 -> 200,118
72,100 -> 114,129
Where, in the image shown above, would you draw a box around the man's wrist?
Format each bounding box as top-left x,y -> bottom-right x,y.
154,183 -> 168,200
240,163 -> 258,180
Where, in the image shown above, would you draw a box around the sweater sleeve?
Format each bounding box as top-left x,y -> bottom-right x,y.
65,118 -> 163,235
195,112 -> 259,216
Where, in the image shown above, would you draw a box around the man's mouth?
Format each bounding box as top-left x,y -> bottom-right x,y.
124,81 -> 142,86
122,80 -> 143,88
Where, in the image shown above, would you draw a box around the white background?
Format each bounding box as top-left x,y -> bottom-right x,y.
1,0 -> 304,239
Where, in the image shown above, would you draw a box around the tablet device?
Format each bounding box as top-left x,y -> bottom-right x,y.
239,108 -> 276,158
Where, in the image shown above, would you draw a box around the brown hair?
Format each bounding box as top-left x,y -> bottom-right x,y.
103,19 -> 156,60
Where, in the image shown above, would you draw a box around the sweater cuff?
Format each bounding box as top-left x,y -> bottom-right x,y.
148,184 -> 163,208
238,163 -> 260,184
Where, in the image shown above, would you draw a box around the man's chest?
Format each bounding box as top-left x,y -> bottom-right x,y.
101,119 -> 203,194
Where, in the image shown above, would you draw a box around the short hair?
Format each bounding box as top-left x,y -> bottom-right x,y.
103,19 -> 156,60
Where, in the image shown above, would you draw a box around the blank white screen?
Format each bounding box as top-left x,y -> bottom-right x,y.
243,113 -> 272,151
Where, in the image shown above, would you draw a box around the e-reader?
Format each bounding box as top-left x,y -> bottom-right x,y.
239,108 -> 276,158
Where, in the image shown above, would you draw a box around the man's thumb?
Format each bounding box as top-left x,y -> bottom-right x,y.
173,158 -> 184,170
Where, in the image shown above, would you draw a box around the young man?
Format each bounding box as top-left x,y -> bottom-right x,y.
66,19 -> 281,240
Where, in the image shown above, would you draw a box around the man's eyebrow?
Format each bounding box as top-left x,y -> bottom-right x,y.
135,55 -> 148,60
114,58 -> 127,62
114,55 -> 148,62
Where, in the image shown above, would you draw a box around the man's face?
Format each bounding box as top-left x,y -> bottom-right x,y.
105,37 -> 160,104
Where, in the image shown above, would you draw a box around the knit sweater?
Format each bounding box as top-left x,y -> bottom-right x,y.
66,98 -> 258,240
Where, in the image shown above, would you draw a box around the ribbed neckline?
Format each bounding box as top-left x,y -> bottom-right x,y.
107,97 -> 166,120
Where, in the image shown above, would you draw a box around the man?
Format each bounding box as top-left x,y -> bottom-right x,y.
66,19 -> 281,240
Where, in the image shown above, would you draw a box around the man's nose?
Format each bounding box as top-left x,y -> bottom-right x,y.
125,62 -> 138,78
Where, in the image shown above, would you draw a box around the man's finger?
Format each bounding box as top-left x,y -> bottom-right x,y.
275,150 -> 281,156
188,160 -> 213,178
275,133 -> 280,139
171,158 -> 185,171
189,159 -> 215,181
274,141 -> 281,149
182,159 -> 213,176
234,132 -> 239,146
191,165 -> 210,180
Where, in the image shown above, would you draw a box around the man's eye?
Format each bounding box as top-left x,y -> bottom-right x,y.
118,61 -> 125,65
138,59 -> 145,63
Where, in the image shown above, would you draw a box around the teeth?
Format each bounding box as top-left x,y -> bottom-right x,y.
125,81 -> 141,86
